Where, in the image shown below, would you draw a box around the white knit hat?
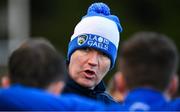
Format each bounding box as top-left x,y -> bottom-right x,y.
67,2 -> 123,69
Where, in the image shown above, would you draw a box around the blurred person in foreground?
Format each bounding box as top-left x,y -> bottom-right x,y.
63,2 -> 123,104
0,38 -> 105,111
108,31 -> 180,111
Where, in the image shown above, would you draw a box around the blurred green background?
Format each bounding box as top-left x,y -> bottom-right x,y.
0,0 -> 180,94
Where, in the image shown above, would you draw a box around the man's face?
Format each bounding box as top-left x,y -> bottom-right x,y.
68,48 -> 111,89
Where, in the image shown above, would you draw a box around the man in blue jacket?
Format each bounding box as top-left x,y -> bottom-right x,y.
0,38 -> 105,111
63,2 -> 123,104
110,31 -> 180,111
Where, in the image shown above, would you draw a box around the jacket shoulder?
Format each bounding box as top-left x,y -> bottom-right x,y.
96,91 -> 117,104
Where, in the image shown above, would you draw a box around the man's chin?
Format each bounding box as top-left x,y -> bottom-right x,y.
80,82 -> 95,89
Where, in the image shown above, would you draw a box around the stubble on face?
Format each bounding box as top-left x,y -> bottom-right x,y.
68,49 -> 110,89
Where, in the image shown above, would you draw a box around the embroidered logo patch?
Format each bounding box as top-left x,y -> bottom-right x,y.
77,35 -> 88,45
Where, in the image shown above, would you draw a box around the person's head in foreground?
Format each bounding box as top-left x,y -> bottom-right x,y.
106,31 -> 180,111
119,31 -> 178,94
3,38 -> 66,95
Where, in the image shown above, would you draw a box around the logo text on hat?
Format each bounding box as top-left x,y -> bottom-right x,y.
87,35 -> 109,50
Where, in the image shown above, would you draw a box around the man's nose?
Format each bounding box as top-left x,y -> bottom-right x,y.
87,51 -> 99,66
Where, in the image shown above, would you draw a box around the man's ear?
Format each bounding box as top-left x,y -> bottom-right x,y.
112,71 -> 128,102
1,75 -> 10,88
47,81 -> 65,95
166,74 -> 179,98
115,71 -> 127,93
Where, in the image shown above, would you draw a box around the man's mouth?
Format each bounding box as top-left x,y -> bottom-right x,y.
84,70 -> 96,79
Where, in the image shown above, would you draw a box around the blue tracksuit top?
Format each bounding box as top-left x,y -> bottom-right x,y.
0,84 -> 105,111
108,88 -> 180,111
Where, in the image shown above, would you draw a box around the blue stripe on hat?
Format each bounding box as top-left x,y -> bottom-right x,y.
67,34 -> 117,69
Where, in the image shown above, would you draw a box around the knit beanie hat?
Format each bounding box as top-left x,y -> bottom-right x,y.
67,2 -> 123,69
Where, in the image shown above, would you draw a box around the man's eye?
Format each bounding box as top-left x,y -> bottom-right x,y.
100,52 -> 108,58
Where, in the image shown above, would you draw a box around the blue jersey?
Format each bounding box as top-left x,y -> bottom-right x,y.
168,97 -> 180,110
0,85 -> 105,111
108,88 -> 180,111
